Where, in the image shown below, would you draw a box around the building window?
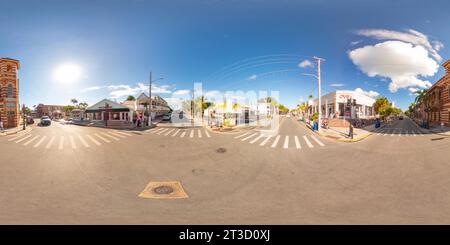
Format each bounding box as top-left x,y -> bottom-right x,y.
6,65 -> 13,72
7,84 -> 13,97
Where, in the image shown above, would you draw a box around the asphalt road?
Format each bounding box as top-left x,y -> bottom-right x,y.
0,117 -> 449,224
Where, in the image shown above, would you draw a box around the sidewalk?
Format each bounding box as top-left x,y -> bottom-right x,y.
429,125 -> 450,136
0,124 -> 33,136
303,121 -> 384,142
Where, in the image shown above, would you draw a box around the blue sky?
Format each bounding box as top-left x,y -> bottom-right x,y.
1,0 -> 449,110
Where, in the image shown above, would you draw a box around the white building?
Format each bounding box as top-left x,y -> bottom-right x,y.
310,90 -> 376,119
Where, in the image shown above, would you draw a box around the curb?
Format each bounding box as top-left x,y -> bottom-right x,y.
0,126 -> 33,137
336,132 -> 373,142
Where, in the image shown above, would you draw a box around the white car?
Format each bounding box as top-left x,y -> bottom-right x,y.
162,113 -> 172,121
286,114 -> 291,118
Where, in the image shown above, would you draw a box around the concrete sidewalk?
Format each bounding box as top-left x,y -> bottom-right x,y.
0,125 -> 33,136
429,125 -> 450,136
302,121 -> 384,142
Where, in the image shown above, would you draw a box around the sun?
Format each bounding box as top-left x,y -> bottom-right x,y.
53,63 -> 82,84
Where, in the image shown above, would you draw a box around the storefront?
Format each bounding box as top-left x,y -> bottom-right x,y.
310,90 -> 376,119
85,99 -> 132,128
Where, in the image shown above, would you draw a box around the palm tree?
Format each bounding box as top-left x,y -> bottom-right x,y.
70,98 -> 78,106
306,95 -> 313,124
414,89 -> 430,123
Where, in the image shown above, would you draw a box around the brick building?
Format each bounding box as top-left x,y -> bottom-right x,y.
0,58 -> 21,128
416,60 -> 450,127
36,104 -> 66,119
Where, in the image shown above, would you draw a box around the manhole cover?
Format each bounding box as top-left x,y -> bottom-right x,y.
153,185 -> 174,194
216,147 -> 227,153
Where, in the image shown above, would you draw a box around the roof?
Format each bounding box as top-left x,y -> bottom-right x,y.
85,99 -> 130,112
0,58 -> 20,69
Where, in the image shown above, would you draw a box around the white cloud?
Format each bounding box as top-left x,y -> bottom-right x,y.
298,59 -> 313,68
248,74 -> 258,80
349,40 -> 437,93
350,40 -> 362,46
107,83 -> 172,99
354,88 -> 379,98
329,83 -> 345,87
408,87 -> 420,93
173,89 -> 191,96
355,28 -> 443,61
164,97 -> 182,110
84,86 -> 103,91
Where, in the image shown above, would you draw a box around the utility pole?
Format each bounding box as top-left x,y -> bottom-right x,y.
313,56 -> 325,133
148,71 -> 152,127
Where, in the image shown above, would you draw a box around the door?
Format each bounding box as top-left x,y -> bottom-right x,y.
7,111 -> 16,128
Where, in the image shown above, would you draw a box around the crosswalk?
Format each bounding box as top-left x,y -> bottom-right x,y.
234,131 -> 326,150
6,130 -> 134,150
375,128 -> 429,137
145,127 -> 212,139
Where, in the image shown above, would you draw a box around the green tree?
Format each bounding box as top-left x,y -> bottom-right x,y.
126,95 -> 136,101
63,105 -> 76,115
70,98 -> 78,106
373,96 -> 392,120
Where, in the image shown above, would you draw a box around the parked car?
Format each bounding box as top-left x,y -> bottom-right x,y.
26,116 -> 34,124
399,116 -> 404,120
162,113 -> 172,121
40,116 -> 52,126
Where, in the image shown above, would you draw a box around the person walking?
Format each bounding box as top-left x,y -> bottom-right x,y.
0,121 -> 4,133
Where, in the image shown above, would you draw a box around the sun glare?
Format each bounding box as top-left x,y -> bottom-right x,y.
53,63 -> 82,84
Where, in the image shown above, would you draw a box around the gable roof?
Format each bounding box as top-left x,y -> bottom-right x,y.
85,99 -> 130,112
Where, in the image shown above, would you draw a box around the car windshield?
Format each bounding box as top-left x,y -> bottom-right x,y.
41,116 -> 49,120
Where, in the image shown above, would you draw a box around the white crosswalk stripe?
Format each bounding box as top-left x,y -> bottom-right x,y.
108,132 -> 126,138
303,136 -> 313,148
172,129 -> 180,137
189,130 -> 194,138
87,135 -> 101,146
69,135 -> 77,149
310,135 -> 325,146
8,134 -> 29,142
157,128 -> 169,135
114,131 -> 132,137
294,136 -> 301,149
234,132 -> 250,139
34,136 -> 47,148
58,136 -> 65,150
271,135 -> 281,148
241,133 -> 258,141
46,136 -> 55,149
23,135 -> 39,146
198,129 -> 202,138
78,135 -> 90,148
94,133 -> 110,143
259,135 -> 273,146
15,134 -> 32,143
250,134 -> 264,144
283,136 -> 289,149
204,129 -> 211,138
165,128 -> 175,136
15,134 -> 33,143
101,132 -> 119,141
151,128 -> 165,134
180,131 -> 186,138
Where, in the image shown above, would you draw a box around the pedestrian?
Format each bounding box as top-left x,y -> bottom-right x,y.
0,121 -> 4,132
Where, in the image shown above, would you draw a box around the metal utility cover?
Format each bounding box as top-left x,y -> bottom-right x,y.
138,181 -> 189,199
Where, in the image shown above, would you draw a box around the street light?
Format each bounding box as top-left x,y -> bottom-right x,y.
148,71 -> 164,127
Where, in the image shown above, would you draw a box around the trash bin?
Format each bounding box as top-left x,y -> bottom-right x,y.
313,122 -> 318,131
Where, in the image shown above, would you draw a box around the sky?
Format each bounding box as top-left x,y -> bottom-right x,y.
1,0 -> 450,110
